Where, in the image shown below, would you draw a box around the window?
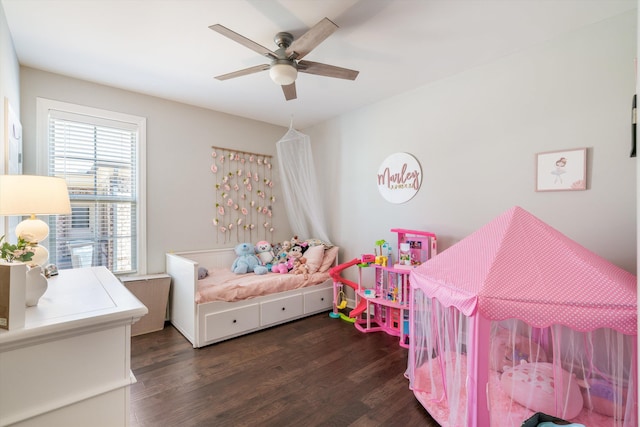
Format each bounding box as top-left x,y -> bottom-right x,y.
71,206 -> 90,229
37,98 -> 146,274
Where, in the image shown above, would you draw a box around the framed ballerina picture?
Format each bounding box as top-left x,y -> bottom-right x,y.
535,148 -> 587,192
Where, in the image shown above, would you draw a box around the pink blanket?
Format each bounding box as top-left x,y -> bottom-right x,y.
196,269 -> 330,303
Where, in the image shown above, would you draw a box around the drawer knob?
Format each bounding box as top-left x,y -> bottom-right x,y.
281,307 -> 286,311
233,319 -> 237,323
321,297 -> 324,301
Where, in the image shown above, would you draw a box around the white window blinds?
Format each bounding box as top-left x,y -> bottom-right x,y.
45,108 -> 141,274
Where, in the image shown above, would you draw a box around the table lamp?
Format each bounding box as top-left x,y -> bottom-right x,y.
0,175 -> 72,266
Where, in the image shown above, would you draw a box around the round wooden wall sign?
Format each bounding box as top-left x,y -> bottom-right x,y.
377,152 -> 422,204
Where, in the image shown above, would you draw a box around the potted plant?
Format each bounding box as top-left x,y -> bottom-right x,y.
0,235 -> 35,263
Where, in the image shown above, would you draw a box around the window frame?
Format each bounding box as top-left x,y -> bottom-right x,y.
36,97 -> 147,275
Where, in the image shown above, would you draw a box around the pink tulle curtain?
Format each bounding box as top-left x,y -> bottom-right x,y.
409,292 -> 637,427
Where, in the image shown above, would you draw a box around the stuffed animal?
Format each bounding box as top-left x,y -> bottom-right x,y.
271,242 -> 283,259
289,235 -> 309,252
272,253 -> 293,274
271,241 -> 291,273
306,238 -> 334,249
292,256 -> 309,279
255,241 -> 275,268
306,238 -> 323,247
271,262 -> 287,274
231,242 -> 267,275
277,240 -> 291,260
272,244 -> 306,274
198,267 -> 209,280
288,243 -> 306,260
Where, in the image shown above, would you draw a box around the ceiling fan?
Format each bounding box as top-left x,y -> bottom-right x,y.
209,17 -> 359,101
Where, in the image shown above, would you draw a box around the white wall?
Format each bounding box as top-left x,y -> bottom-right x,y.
19,68 -> 290,274
0,3 -> 20,237
307,10 -> 637,274
11,9 -> 638,277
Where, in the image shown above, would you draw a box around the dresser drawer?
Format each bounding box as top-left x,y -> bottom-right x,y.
204,304 -> 260,342
304,286 -> 333,313
260,294 -> 303,326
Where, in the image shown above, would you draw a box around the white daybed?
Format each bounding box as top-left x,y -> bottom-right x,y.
166,246 -> 338,348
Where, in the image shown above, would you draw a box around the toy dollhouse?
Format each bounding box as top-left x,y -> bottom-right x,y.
330,229 -> 437,348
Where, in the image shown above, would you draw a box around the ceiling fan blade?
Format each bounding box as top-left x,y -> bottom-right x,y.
285,17 -> 338,60
297,60 -> 359,80
282,83 -> 297,101
209,24 -> 277,59
215,64 -> 270,81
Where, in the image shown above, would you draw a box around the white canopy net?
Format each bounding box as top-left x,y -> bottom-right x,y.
276,127 -> 331,243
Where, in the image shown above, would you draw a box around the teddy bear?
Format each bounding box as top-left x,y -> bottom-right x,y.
231,242 -> 267,275
291,256 -> 309,279
255,240 -> 275,269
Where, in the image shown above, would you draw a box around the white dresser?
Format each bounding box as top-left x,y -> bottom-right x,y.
0,267 -> 147,427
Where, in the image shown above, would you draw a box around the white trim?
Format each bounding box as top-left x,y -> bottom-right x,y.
36,98 -> 147,274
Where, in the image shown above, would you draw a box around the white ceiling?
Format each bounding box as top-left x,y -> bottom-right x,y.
1,0 -> 636,128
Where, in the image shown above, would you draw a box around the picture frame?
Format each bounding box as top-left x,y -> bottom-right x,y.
535,148 -> 586,192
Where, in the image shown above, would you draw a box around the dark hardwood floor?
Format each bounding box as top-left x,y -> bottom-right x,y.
130,313 -> 440,427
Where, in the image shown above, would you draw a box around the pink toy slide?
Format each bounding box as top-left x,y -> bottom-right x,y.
329,258 -> 367,318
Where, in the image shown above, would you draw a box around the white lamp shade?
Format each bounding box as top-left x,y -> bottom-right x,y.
0,175 -> 71,216
269,63 -> 298,86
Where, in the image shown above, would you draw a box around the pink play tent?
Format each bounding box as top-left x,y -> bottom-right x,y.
407,206 -> 637,427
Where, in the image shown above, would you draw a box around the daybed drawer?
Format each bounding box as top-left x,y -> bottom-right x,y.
204,304 -> 260,342
304,286 -> 333,313
261,294 -> 303,326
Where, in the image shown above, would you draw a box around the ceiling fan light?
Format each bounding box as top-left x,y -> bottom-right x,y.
270,63 -> 297,85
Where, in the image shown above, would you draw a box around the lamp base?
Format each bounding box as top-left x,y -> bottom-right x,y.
15,216 -> 50,266
15,217 -> 49,243
30,245 -> 49,266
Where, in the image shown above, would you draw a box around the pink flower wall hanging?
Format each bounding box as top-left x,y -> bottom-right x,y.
210,146 -> 275,243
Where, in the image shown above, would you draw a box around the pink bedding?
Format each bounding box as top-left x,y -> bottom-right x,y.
196,269 -> 330,303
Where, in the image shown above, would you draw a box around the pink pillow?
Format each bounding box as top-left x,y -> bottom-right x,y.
500,362 -> 583,419
303,245 -> 325,274
319,246 -> 339,272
